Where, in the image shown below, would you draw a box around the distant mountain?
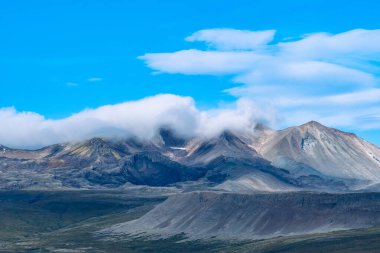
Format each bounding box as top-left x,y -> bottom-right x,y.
1,121 -> 380,191
255,121 -> 380,185
120,151 -> 205,186
182,130 -> 259,165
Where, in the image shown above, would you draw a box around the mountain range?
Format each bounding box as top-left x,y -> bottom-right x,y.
3,120 -> 380,242
1,120 -> 380,192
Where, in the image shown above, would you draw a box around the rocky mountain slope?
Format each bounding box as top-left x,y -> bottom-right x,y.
254,121 -> 380,187
1,121 -> 380,191
108,191 -> 380,240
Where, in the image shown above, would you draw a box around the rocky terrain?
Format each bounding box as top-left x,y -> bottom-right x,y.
108,191 -> 380,240
2,190 -> 380,253
2,121 -> 380,249
256,121 -> 380,183
1,121 -> 379,192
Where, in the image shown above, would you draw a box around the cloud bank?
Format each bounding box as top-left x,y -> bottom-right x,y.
185,28 -> 276,50
3,28 -> 380,148
0,94 -> 272,149
140,28 -> 380,128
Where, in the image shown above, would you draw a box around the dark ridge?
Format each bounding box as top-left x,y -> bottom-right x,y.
159,128 -> 188,147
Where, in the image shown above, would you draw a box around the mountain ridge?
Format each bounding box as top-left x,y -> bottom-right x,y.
108,191 -> 380,240
1,121 -> 380,192
256,121 -> 380,183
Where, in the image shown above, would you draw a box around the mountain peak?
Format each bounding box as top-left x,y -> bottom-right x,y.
84,137 -> 109,147
158,128 -> 187,147
218,130 -> 240,142
301,120 -> 325,128
258,120 -> 380,182
184,130 -> 258,165
58,137 -> 130,161
297,121 -> 358,138
296,121 -> 331,135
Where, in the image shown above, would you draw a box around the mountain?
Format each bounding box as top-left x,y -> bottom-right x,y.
1,121 -> 380,191
0,144 -> 54,160
120,151 -> 205,186
254,121 -> 380,186
4,121 -> 380,245
107,191 -> 380,240
182,130 -> 259,165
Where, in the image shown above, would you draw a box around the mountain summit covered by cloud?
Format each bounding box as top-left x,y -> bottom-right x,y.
0,94 -> 272,149
2,28 -> 380,149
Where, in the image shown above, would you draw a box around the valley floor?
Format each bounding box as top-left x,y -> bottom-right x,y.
0,190 -> 380,253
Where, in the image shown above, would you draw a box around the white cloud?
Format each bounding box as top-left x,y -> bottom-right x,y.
5,28 -> 380,148
278,29 -> 380,60
233,60 -> 375,92
273,89 -> 380,107
139,49 -> 268,75
139,28 -> 380,130
88,77 -> 103,82
0,94 -> 273,149
185,28 -> 276,50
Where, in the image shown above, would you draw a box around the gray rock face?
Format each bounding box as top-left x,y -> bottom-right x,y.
4,122 -> 380,241
182,131 -> 259,166
120,151 -> 205,186
255,121 -> 380,185
109,191 -> 380,240
1,121 -> 380,191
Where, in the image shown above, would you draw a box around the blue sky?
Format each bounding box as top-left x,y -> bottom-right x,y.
1,0 -> 380,148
